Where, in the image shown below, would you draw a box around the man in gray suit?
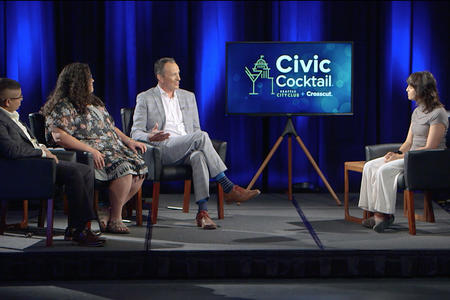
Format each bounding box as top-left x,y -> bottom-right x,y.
131,57 -> 260,229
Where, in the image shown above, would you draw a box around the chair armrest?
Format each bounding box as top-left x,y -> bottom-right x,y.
211,139 -> 227,162
139,139 -> 227,181
139,142 -> 160,181
0,157 -> 56,200
404,149 -> 450,190
365,143 -> 402,161
49,149 -> 76,162
71,151 -> 94,168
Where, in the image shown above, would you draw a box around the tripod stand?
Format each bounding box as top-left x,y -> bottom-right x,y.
247,116 -> 342,205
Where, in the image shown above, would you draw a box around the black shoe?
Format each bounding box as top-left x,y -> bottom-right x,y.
373,215 -> 395,233
362,215 -> 395,229
64,227 -> 74,241
72,229 -> 106,247
362,217 -> 375,228
65,227 -> 102,241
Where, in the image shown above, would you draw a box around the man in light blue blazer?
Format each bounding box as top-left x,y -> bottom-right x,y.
131,57 -> 260,229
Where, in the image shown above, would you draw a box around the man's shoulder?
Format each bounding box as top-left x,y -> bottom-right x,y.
177,88 -> 195,99
137,87 -> 159,99
0,109 -> 11,124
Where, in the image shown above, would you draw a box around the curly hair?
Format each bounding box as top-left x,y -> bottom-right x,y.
41,62 -> 104,116
407,71 -> 443,113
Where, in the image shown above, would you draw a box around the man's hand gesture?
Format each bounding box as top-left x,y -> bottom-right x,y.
148,123 -> 170,142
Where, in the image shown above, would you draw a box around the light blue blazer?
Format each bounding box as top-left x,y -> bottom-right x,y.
131,86 -> 201,142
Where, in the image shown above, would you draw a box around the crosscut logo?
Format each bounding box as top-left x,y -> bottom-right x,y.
245,54 -> 333,98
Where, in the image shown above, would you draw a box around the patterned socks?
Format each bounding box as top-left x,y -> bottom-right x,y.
215,172 -> 234,193
197,173 -> 234,212
197,198 -> 208,212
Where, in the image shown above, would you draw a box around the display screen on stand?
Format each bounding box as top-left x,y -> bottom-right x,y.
226,41 -> 353,116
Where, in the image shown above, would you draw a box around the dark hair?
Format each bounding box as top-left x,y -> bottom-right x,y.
154,57 -> 176,77
0,78 -> 21,101
407,71 -> 443,113
40,62 -> 104,116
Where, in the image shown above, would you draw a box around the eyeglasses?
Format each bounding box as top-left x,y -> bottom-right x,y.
8,95 -> 23,101
0,95 -> 23,102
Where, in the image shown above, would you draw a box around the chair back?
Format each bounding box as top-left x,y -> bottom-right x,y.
28,112 -> 46,145
121,107 -> 135,137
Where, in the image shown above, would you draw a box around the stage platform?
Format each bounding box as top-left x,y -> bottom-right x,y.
1,193 -> 449,280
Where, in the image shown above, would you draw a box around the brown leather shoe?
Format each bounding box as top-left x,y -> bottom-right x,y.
224,185 -> 260,205
196,210 -> 217,230
72,229 -> 106,247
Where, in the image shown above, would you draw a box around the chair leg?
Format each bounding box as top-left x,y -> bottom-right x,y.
136,188 -> 143,226
46,198 -> 54,247
19,200 -> 28,229
217,183 -> 224,219
94,190 -> 100,209
0,200 -> 7,235
152,182 -> 160,224
94,195 -> 99,212
83,193 -> 99,231
363,211 -> 373,219
126,201 -> 133,218
38,199 -> 47,228
183,180 -> 191,213
403,191 -> 408,217
405,190 -> 416,235
424,191 -> 435,223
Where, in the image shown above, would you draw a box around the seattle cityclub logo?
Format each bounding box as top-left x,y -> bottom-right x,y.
245,54 -> 334,98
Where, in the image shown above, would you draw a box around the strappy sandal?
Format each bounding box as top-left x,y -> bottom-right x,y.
106,220 -> 130,234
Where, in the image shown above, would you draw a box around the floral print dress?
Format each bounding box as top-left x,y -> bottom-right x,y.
45,99 -> 147,181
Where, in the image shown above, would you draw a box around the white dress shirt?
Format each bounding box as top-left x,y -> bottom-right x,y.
157,84 -> 187,137
0,107 -> 46,157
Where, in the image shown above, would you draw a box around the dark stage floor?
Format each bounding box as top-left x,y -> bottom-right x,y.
1,192 -> 450,281
2,192 -> 450,252
2,278 -> 450,300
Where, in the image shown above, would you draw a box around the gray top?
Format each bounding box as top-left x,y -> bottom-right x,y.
411,105 -> 448,150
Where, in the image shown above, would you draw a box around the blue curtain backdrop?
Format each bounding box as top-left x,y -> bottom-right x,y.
1,1 -> 449,194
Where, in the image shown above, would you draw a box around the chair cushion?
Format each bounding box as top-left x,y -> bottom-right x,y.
50,149 -> 76,162
160,165 -> 192,181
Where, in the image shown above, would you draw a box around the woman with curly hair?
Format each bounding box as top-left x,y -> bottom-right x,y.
41,62 -> 151,234
358,71 -> 448,233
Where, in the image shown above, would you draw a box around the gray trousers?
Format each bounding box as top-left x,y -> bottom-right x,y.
156,130 -> 227,202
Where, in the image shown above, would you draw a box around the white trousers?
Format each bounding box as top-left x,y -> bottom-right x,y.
358,157 -> 404,215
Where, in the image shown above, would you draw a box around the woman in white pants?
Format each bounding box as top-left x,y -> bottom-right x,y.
358,71 -> 448,232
